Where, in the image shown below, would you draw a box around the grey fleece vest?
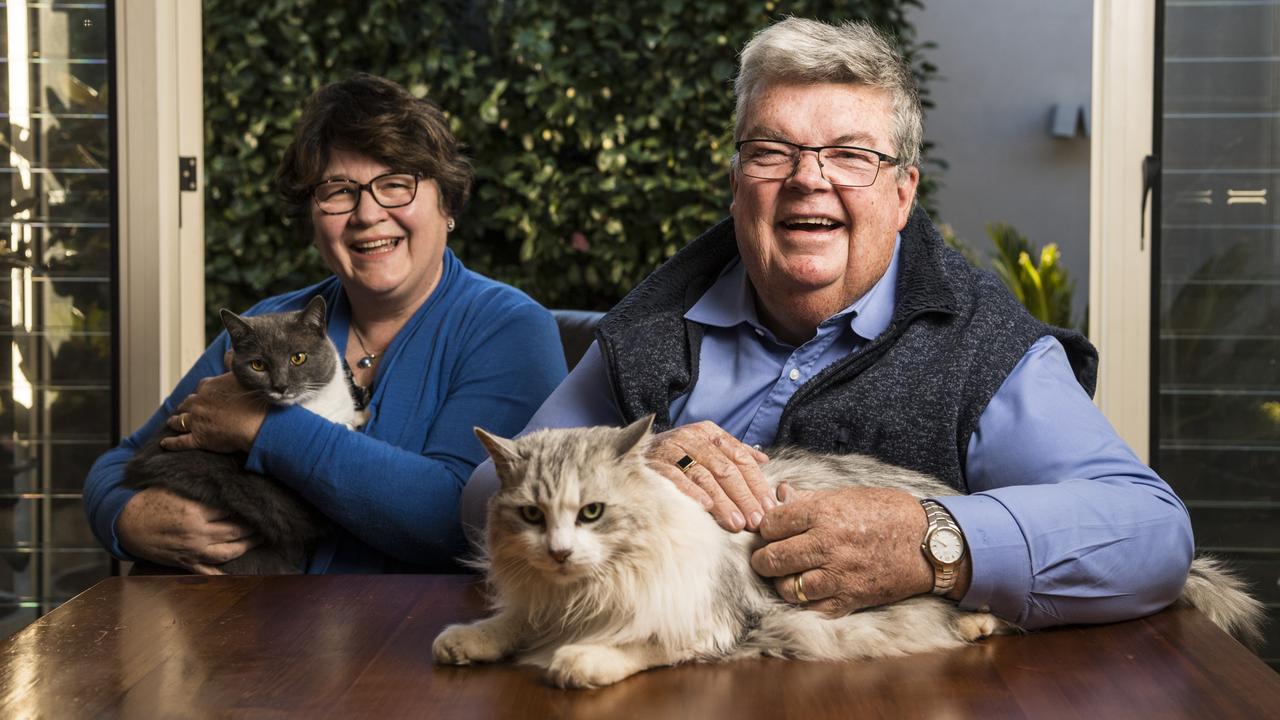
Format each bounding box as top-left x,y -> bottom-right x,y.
595,207 -> 1098,491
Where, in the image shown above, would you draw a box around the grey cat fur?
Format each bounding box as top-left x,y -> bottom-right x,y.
122,295 -> 361,575
433,416 -> 1264,689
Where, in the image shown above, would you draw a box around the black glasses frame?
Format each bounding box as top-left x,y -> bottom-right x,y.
733,140 -> 899,187
311,172 -> 423,215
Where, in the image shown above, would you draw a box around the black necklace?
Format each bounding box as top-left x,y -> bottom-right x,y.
351,324 -> 380,369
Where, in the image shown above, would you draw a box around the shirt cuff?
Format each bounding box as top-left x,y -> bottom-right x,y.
933,493 -> 1032,622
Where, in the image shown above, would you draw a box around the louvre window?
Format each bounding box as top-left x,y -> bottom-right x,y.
0,0 -> 115,637
1158,0 -> 1280,666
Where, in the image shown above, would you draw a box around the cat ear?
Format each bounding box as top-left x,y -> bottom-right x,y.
474,427 -> 524,485
614,414 -> 654,457
299,296 -> 328,337
220,309 -> 255,349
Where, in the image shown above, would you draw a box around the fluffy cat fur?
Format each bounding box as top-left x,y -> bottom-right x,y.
123,295 -> 362,575
433,417 -> 1264,689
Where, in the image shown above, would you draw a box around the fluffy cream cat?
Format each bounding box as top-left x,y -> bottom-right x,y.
433,417 -> 1262,688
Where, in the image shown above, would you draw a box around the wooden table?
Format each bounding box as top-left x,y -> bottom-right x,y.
0,575 -> 1276,718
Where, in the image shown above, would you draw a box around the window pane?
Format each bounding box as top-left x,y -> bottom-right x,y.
0,1 -> 115,638
1158,0 -> 1280,668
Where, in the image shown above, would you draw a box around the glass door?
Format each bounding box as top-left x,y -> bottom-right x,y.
1157,0 -> 1280,666
0,0 -> 114,637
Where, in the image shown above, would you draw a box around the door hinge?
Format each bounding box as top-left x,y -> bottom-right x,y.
179,156 -> 198,192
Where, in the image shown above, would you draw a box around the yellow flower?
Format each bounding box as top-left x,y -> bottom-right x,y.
1261,401 -> 1280,424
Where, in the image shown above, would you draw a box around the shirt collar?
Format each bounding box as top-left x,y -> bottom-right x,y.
685,257 -> 757,328
846,233 -> 900,340
684,233 -> 902,343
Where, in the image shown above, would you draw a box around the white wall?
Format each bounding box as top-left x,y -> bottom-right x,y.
911,1 -> 1093,325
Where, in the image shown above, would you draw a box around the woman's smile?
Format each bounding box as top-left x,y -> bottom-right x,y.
348,236 -> 404,256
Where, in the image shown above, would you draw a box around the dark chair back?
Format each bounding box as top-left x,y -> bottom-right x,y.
551,309 -> 604,370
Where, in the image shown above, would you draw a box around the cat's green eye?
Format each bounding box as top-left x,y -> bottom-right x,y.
578,502 -> 605,523
519,506 -> 544,524
290,352 -> 307,366
249,359 -> 266,372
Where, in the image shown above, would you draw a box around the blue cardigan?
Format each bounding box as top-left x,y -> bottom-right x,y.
84,250 -> 567,572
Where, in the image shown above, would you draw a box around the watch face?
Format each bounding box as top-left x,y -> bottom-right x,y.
929,528 -> 964,564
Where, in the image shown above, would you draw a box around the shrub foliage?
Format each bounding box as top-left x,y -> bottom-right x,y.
986,223 -> 1076,330
943,223 -> 1079,331
203,0 -> 933,326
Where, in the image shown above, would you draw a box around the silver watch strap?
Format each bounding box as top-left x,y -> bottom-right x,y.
921,499 -> 964,595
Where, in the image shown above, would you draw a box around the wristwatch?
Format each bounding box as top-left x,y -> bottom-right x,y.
920,499 -> 966,596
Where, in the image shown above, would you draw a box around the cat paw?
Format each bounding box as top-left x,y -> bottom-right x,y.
432,623 -> 508,665
545,644 -> 638,689
953,612 -> 1007,642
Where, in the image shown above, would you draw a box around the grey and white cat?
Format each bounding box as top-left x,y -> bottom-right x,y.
123,295 -> 362,575
433,417 -> 1264,689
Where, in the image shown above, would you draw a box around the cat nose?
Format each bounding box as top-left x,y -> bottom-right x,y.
549,548 -> 573,564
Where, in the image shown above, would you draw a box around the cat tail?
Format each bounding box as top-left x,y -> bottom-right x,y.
1180,555 -> 1265,648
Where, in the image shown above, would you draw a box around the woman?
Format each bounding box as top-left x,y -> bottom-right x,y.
83,74 -> 567,573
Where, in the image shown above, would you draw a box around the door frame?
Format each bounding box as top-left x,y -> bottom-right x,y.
114,0 -> 205,432
1088,0 -> 1157,460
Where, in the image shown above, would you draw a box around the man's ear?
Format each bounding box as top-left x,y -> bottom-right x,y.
895,165 -> 920,230
729,162 -> 740,215
474,427 -> 523,487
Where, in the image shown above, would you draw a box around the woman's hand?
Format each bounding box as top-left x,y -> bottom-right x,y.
644,420 -> 773,532
159,372 -> 267,454
117,488 -> 259,574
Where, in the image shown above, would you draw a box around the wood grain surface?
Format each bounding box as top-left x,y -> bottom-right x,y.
1,574 -> 1276,719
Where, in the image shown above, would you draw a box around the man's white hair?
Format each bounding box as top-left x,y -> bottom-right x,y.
734,17 -> 922,176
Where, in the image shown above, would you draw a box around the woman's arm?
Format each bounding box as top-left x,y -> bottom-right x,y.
82,335 -> 256,570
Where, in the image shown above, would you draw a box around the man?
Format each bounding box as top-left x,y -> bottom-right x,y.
463,18 -> 1192,629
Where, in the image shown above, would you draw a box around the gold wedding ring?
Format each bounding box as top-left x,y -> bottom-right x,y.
178,414 -> 189,433
794,574 -> 809,604
675,454 -> 700,474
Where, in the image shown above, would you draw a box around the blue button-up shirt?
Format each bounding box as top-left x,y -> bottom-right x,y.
462,238 -> 1193,629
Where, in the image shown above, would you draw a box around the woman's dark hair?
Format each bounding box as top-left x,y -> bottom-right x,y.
277,73 -> 473,219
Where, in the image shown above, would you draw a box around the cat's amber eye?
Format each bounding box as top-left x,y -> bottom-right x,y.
578,503 -> 605,523
519,506 -> 544,524
249,359 -> 267,372
290,352 -> 307,366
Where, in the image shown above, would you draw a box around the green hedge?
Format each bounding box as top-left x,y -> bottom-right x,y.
203,0 -> 934,331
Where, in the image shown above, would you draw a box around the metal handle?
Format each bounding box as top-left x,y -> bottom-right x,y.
1140,154 -> 1160,250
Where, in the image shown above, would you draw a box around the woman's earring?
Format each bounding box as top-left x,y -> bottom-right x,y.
447,218 -> 456,232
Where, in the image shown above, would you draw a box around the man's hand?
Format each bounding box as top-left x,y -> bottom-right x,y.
159,372 -> 267,454
117,488 -> 258,574
645,421 -> 773,532
750,485 -> 951,614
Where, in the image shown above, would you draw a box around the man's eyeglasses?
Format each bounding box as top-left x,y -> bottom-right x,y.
734,140 -> 899,188
311,172 -> 422,215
